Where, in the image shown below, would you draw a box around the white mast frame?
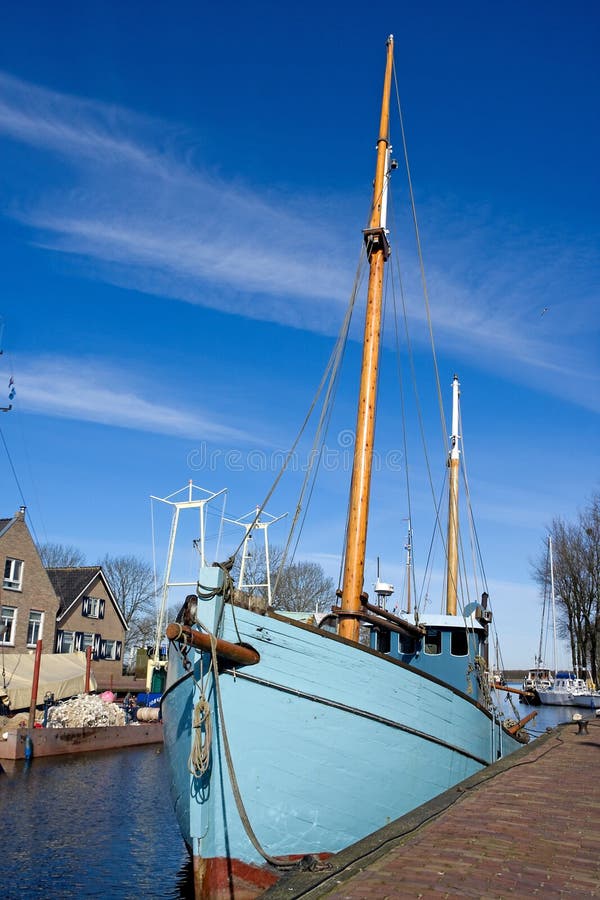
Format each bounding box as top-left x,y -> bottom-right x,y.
147,481 -> 227,689
226,508 -> 287,606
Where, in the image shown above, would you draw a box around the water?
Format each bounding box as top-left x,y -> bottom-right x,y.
0,745 -> 194,899
0,699 -> 587,898
500,683 -> 589,738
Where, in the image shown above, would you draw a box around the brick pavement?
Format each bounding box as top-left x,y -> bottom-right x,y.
266,718 -> 600,898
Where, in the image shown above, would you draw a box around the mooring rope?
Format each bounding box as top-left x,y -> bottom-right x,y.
205,631 -> 301,869
188,648 -> 213,777
194,619 -> 327,872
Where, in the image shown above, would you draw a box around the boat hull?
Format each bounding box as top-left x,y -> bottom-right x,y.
537,690 -> 600,708
162,600 -> 522,897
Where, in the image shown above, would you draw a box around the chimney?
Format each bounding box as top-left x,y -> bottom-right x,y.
16,506 -> 26,520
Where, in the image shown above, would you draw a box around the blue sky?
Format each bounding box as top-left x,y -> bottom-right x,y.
0,1 -> 598,668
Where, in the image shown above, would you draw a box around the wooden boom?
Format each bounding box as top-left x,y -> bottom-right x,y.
165,622 -> 260,667
506,710 -> 537,734
493,683 -> 535,699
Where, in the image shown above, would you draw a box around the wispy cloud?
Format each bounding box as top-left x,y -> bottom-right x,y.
1,71 -> 598,410
14,355 -> 251,443
0,70 -> 353,332
386,202 -> 600,411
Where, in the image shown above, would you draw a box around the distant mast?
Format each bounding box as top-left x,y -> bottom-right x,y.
549,535 -> 558,676
445,375 -> 460,615
339,36 -> 395,641
405,522 -> 412,614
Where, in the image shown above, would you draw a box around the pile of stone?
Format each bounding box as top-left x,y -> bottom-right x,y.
47,693 -> 125,728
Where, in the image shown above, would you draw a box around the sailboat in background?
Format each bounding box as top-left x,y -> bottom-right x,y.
536,536 -> 600,709
161,37 -> 531,899
520,539 -> 555,704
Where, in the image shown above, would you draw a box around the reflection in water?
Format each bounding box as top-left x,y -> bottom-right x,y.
0,745 -> 193,899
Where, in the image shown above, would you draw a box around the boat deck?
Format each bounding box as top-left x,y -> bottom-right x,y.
266,716 -> 600,898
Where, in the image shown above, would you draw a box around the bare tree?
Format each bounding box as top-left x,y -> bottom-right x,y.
39,542 -> 86,567
533,492 -> 600,683
100,554 -> 157,655
232,543 -> 334,612
272,560 -> 335,612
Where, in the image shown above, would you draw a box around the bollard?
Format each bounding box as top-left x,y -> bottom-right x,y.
572,713 -> 589,735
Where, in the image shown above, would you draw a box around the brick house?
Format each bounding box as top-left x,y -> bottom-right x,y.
1,508 -> 59,653
46,567 -> 128,686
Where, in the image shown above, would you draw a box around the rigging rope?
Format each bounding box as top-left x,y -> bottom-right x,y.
386,194 -> 449,608
0,425 -> 43,551
392,61 -> 448,454
226,253 -> 367,574
389,289 -> 416,608
275,247 -> 367,597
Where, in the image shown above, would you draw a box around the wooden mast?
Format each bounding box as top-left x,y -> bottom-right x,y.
339,36 -> 395,642
445,374 -> 460,615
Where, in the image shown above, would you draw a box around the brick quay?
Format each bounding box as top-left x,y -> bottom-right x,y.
266,716 -> 600,898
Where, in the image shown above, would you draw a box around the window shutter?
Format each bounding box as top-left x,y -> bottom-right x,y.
56,630 -> 63,653
100,639 -> 107,659
116,641 -> 122,661
82,597 -> 89,617
99,599 -> 105,619
74,632 -> 83,651
93,633 -> 101,660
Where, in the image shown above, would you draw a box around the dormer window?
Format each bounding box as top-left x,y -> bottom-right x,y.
82,596 -> 105,619
3,558 -> 24,591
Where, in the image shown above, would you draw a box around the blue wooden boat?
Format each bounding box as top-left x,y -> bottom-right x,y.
161,36 -> 530,898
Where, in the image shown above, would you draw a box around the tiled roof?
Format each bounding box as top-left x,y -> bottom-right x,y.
46,566 -> 102,616
0,517 -> 14,535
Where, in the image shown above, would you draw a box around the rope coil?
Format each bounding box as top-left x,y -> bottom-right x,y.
188,695 -> 212,777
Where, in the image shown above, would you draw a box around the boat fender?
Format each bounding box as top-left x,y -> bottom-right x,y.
24,734 -> 34,761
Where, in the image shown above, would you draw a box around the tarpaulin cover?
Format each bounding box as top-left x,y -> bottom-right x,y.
1,651 -> 97,710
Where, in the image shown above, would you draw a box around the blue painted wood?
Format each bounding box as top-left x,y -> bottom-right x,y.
161,568 -> 522,871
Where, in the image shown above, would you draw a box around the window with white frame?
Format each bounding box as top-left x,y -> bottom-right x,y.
1,606 -> 16,644
3,558 -> 24,591
88,597 -> 100,618
82,596 -> 105,618
27,610 -> 44,646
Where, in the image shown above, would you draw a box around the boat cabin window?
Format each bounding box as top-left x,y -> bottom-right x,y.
399,634 -> 416,655
450,629 -> 469,656
424,628 -> 442,655
376,629 -> 391,654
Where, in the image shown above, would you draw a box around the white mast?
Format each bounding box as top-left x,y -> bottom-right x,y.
549,535 -> 558,676
405,521 -> 412,614
445,374 -> 461,615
